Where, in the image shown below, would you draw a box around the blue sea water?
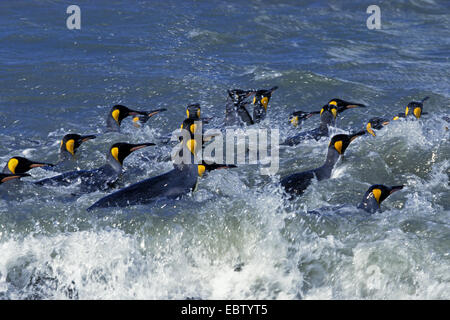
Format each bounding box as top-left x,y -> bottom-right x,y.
0,0 -> 449,299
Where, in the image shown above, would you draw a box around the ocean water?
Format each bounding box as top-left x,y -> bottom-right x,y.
0,0 -> 449,299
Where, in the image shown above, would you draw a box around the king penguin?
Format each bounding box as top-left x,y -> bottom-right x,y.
357,184 -> 404,214
2,157 -> 54,175
305,184 -> 404,217
404,97 -> 429,119
365,117 -> 390,137
392,97 -> 429,121
281,131 -> 366,196
35,142 -> 155,194
367,97 -> 430,135
252,86 -> 278,123
59,133 -> 96,161
289,98 -> 366,127
86,131 -> 201,210
289,110 -> 321,127
106,104 -> 167,132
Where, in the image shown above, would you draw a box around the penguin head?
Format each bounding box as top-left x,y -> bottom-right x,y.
328,99 -> 366,113
60,134 -> 96,157
289,110 -> 320,127
366,117 -> 390,137
405,97 -> 429,119
253,86 -> 278,111
110,104 -> 153,126
108,142 -> 155,166
227,89 -> 255,104
359,184 -> 404,213
0,173 -> 31,184
110,105 -> 135,125
328,131 -> 365,155
320,104 -> 338,124
186,103 -> 201,120
3,156 -> 54,174
405,102 -> 422,119
132,108 -> 167,127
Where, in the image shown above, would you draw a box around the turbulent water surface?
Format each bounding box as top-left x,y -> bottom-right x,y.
0,0 -> 449,299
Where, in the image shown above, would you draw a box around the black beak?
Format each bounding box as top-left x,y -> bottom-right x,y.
129,143 -> 156,152
80,135 -> 96,142
307,110 -> 321,118
29,161 -> 54,169
345,102 -> 366,109
133,109 -> 167,125
420,97 -> 430,103
290,110 -> 320,120
146,108 -> 167,117
1,173 -> 31,183
389,185 -> 404,194
349,130 -> 366,142
127,108 -> 151,116
268,86 -> 279,93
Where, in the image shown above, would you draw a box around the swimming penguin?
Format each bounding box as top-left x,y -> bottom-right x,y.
180,103 -> 219,143
225,89 -> 256,126
0,173 -> 31,184
180,104 -> 205,133
282,104 -> 337,146
184,103 -> 213,124
327,98 -> 366,113
86,133 -> 201,210
252,86 -> 278,123
289,110 -> 321,127
404,96 -> 429,119
186,103 -> 201,120
180,104 -> 206,141
305,184 -> 404,217
2,157 -> 54,175
289,98 -> 366,127
280,131 -> 366,196
365,117 -> 390,137
59,133 -> 96,161
180,115 -> 234,173
132,109 -> 168,128
357,184 -> 404,214
367,97 -> 430,134
35,142 -> 155,194
392,97 -> 429,121
106,104 -> 167,132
